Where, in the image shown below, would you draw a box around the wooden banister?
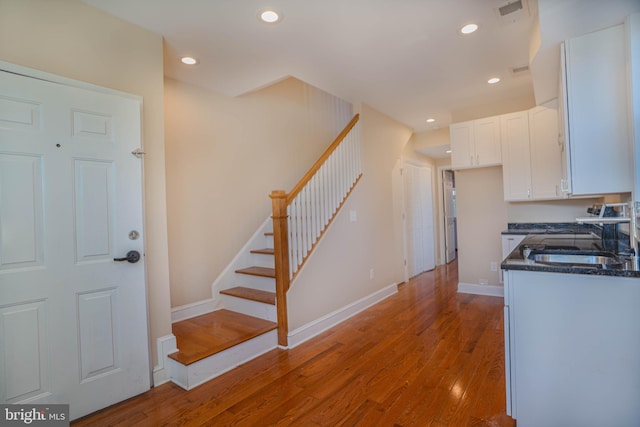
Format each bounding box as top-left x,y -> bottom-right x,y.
270,114 -> 362,347
269,190 -> 290,346
287,114 -> 360,203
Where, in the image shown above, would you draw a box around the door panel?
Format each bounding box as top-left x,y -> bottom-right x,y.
0,154 -> 44,269
0,300 -> 50,403
74,160 -> 114,261
0,69 -> 149,419
77,288 -> 119,381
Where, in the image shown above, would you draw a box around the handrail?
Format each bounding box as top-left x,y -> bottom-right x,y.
269,114 -> 362,346
287,114 -> 360,203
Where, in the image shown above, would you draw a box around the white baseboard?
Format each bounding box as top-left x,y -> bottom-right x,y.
152,334 -> 178,387
457,282 -> 504,297
171,299 -> 217,323
287,282 -> 398,349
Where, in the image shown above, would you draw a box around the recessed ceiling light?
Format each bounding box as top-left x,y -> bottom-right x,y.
181,56 -> 198,65
426,118 -> 436,123
488,77 -> 501,84
260,9 -> 281,23
460,23 -> 478,35
446,150 -> 452,154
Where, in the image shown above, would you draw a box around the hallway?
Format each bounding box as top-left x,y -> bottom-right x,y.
74,261 -> 513,426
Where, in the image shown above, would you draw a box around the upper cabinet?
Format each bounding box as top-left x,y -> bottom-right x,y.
450,116 -> 501,169
501,103 -> 563,201
560,23 -> 632,196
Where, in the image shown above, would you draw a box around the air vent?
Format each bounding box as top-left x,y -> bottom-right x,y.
510,64 -> 530,77
495,0 -> 529,24
499,0 -> 523,17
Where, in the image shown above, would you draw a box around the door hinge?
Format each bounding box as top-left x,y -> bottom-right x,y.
132,148 -> 146,158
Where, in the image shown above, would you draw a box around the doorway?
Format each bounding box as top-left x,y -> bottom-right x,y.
442,170 -> 457,263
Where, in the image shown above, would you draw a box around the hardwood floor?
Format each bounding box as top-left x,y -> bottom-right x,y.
73,260 -> 515,426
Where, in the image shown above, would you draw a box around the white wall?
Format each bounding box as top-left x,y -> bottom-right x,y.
0,0 -> 170,367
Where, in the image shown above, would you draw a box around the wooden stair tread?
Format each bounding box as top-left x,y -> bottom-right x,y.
250,248 -> 274,255
220,287 -> 276,305
235,266 -> 275,278
168,309 -> 276,365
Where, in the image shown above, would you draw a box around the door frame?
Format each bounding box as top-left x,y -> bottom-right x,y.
0,60 -> 153,384
436,165 -> 456,266
440,168 -> 457,264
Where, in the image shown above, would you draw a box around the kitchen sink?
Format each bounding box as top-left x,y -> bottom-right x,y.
530,253 -> 622,266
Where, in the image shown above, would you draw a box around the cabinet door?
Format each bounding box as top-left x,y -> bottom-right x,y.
558,44 -> 573,195
501,111 -> 531,201
450,121 -> 474,169
565,24 -> 632,195
474,116 -> 501,166
529,103 -> 563,199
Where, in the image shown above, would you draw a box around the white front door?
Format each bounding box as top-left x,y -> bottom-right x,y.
0,69 -> 150,420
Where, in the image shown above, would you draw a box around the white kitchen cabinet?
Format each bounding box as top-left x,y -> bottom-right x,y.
504,270 -> 640,426
501,103 -> 562,201
450,116 -> 501,169
628,14 -> 640,242
559,23 -> 632,196
529,102 -> 563,199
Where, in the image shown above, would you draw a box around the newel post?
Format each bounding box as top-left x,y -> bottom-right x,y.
270,190 -> 290,347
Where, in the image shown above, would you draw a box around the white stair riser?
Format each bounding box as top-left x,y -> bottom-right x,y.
250,252 -> 275,268
219,294 -> 277,322
234,274 -> 275,292
168,330 -> 277,390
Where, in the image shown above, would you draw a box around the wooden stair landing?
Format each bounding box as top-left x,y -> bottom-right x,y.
169,310 -> 277,365
220,286 -> 276,305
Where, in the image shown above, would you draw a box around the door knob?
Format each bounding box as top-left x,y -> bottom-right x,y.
114,250 -> 141,263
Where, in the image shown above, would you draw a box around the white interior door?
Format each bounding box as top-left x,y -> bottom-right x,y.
404,162 -> 435,277
443,170 -> 457,263
0,69 -> 150,420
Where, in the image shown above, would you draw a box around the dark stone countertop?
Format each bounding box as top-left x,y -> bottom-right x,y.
501,233 -> 640,278
501,222 -> 597,235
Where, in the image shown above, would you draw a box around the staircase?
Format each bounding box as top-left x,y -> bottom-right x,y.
166,115 -> 361,390
167,228 -> 280,390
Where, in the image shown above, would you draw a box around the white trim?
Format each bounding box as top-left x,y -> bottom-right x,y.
152,334 -> 178,386
210,216 -> 272,297
0,61 -> 142,101
171,299 -> 217,323
287,282 -> 398,348
457,282 -> 504,297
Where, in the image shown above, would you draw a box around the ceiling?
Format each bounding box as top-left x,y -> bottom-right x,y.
82,0 -> 538,132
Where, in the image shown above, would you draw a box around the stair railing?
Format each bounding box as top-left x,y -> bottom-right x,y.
270,114 -> 362,346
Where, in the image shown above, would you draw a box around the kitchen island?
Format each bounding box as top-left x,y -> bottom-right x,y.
502,233 -> 640,427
